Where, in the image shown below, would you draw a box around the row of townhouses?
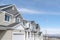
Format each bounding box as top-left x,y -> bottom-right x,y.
0,4 -> 43,40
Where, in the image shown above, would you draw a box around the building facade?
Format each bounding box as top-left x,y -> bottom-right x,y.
0,4 -> 42,40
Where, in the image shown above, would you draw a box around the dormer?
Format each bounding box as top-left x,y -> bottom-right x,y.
29,21 -> 37,31
36,24 -> 40,32
22,20 -> 30,29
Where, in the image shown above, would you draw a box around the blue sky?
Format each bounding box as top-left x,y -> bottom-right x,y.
0,0 -> 60,34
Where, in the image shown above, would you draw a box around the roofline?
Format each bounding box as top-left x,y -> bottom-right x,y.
1,11 -> 13,16
0,4 -> 14,10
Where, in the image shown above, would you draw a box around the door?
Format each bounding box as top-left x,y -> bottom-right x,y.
12,32 -> 25,40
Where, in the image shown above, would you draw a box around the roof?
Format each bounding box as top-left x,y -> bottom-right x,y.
0,4 -> 11,8
31,21 -> 35,24
0,4 -> 23,19
0,4 -> 23,29
1,4 -> 18,15
0,22 -> 20,30
16,14 -> 23,19
0,23 -> 19,27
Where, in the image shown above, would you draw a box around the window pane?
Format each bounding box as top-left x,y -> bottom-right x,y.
5,15 -> 7,21
15,17 -> 20,23
5,15 -> 10,21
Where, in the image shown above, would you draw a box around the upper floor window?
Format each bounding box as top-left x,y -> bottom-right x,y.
5,15 -> 10,21
15,17 -> 20,23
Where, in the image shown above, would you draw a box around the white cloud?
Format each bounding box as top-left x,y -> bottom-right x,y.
18,8 -> 60,15
18,8 -> 46,14
41,28 -> 60,34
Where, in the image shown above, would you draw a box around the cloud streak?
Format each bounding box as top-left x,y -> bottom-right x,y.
18,8 -> 60,15
18,8 -> 46,14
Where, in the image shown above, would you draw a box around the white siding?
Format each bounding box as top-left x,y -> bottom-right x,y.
12,32 -> 25,40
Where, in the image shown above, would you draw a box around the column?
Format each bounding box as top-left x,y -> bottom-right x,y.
30,31 -> 31,40
33,32 -> 35,40
24,31 -> 26,40
27,31 -> 28,40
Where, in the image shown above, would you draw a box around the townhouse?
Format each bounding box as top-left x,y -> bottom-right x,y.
0,4 -> 42,40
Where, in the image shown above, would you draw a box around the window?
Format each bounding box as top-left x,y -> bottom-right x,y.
16,17 -> 20,23
23,21 -> 25,25
5,15 -> 10,21
17,19 -> 19,23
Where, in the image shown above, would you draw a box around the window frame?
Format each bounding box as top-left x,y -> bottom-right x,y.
15,17 -> 20,23
5,14 -> 10,21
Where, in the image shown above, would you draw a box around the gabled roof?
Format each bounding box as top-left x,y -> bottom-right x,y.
0,4 -> 23,30
0,4 -> 23,18
1,4 -> 18,15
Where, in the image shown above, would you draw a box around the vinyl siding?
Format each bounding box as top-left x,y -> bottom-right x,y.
0,11 -> 5,25
0,30 -> 12,40
0,11 -> 16,26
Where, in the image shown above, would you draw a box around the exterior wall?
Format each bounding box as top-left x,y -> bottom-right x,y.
0,30 -> 41,40
0,12 -> 5,25
12,30 -> 25,40
0,4 -> 41,40
0,11 -> 23,26
12,30 -> 41,40
29,23 -> 38,32
16,17 -> 22,23
40,33 -> 43,40
0,30 -> 22,40
0,11 -> 16,26
34,33 -> 41,40
3,15 -> 15,26
25,22 -> 30,28
29,23 -> 36,31
0,30 -> 24,40
0,30 -> 12,40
